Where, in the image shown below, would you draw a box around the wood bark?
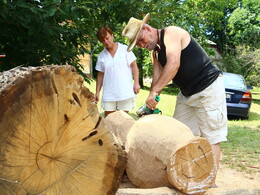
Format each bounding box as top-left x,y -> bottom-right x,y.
104,110 -> 135,145
105,112 -> 217,194
0,65 -> 126,195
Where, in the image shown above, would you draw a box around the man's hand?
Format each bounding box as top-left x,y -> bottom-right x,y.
146,90 -> 159,109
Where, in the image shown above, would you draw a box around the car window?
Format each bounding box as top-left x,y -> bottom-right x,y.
223,74 -> 246,90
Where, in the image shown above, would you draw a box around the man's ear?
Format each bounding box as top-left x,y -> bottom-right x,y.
145,25 -> 154,36
143,24 -> 149,31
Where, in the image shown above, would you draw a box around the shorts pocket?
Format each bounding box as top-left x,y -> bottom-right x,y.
205,107 -> 226,130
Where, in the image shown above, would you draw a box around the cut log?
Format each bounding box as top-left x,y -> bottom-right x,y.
126,115 -> 217,194
0,65 -> 126,195
105,112 -> 217,194
104,110 -> 135,145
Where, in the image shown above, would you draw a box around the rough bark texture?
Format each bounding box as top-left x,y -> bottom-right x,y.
0,65 -> 126,195
105,110 -> 135,145
124,114 -> 217,194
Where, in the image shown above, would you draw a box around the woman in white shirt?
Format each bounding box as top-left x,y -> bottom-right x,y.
95,26 -> 140,117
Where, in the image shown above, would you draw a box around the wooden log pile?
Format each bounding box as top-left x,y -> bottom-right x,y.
105,111 -> 217,194
0,65 -> 126,195
0,65 -> 217,195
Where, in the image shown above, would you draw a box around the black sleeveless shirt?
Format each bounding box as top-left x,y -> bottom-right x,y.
157,29 -> 221,96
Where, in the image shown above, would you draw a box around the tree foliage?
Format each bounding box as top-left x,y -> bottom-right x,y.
0,0 -> 259,86
0,1 -> 89,74
228,0 -> 260,48
223,46 -> 260,86
223,0 -> 260,85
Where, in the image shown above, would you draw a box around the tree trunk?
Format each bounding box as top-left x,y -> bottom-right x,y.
105,112 -> 217,194
0,65 -> 126,195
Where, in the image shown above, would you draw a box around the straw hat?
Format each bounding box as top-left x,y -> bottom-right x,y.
122,13 -> 150,51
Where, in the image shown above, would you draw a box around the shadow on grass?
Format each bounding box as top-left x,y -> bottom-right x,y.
252,98 -> 260,105
228,111 -> 260,121
141,84 -> 179,96
249,112 -> 260,121
228,115 -> 248,121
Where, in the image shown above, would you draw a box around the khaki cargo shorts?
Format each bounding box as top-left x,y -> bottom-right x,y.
173,75 -> 228,145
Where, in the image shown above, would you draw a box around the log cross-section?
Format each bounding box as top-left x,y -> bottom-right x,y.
0,65 -> 126,195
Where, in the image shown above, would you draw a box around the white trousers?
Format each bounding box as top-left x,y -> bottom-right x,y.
173,75 -> 228,145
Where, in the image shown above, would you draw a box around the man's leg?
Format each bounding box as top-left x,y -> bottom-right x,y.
175,76 -> 228,188
173,92 -> 201,137
211,142 -> 221,187
211,142 -> 221,166
195,76 -> 227,188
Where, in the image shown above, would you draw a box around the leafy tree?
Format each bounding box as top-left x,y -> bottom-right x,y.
241,47 -> 260,86
228,0 -> 260,48
196,0 -> 238,52
1,0 -> 258,86
0,1 -> 91,75
221,0 -> 260,86
223,46 -> 260,86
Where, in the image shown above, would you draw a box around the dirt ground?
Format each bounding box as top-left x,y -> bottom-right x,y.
207,163 -> 260,194
119,163 -> 260,194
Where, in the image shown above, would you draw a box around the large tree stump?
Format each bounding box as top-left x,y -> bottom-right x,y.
105,111 -> 217,194
0,65 -> 126,195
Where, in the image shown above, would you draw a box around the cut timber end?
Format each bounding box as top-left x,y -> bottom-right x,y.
0,65 -> 126,195
125,114 -> 216,194
167,137 -> 217,194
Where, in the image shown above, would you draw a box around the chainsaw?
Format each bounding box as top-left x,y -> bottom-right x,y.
136,95 -> 162,117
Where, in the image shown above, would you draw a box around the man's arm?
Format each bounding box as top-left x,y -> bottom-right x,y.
151,50 -> 163,91
95,71 -> 104,103
130,61 -> 140,94
146,27 -> 183,108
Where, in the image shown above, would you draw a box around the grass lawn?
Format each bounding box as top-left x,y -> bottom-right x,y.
85,80 -> 260,174
221,87 -> 260,174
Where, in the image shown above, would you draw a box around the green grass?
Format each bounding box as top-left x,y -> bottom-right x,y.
128,85 -> 179,119
85,81 -> 179,119
221,86 -> 260,174
221,123 -> 260,173
85,80 -> 260,174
